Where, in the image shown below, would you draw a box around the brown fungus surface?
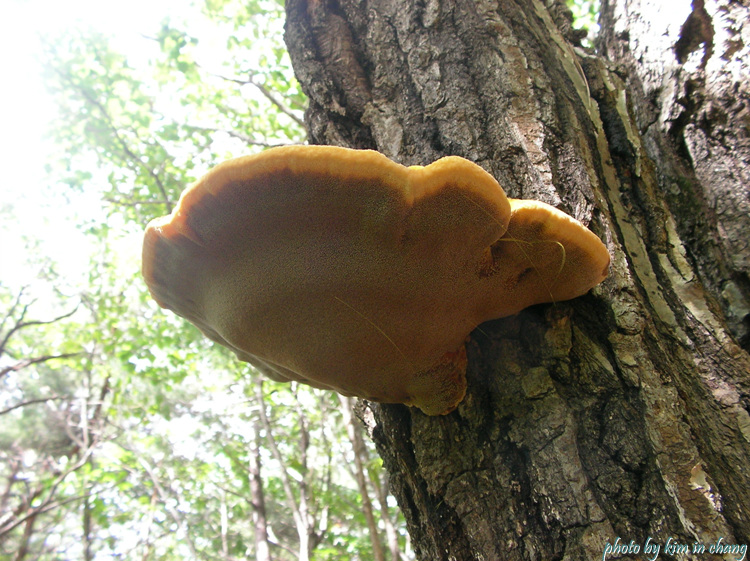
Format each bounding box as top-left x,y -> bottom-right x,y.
142,146 -> 609,415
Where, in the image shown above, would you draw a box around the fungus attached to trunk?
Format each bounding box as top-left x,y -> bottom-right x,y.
142,146 -> 610,415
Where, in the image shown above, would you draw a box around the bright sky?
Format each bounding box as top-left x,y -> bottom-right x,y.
0,0 -> 195,293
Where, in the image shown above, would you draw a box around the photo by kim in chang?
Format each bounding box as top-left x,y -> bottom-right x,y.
603,536 -> 748,561
2,0 -> 750,559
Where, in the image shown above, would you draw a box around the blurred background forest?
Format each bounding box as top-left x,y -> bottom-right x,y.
0,0 -> 597,559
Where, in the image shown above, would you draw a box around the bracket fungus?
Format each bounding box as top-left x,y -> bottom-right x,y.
142,146 -> 609,415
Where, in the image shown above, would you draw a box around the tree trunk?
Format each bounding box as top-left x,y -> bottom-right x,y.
284,0 -> 750,559
249,421 -> 273,561
340,396 -> 388,561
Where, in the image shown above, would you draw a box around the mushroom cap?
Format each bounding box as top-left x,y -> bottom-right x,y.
142,146 -> 609,415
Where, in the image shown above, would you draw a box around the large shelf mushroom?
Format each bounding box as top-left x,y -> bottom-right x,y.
142,146 -> 610,415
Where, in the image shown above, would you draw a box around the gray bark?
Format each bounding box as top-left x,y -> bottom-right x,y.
599,0 -> 750,348
284,0 -> 750,559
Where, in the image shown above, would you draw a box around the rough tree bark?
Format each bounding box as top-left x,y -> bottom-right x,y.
284,0 -> 750,559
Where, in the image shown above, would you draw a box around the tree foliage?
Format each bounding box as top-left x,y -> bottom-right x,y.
1,1 -> 407,559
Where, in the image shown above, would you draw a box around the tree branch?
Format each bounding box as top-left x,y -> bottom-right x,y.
256,380 -> 310,558
53,66 -> 174,213
0,395 -> 68,417
0,353 -> 82,380
136,457 -> 201,561
103,197 -> 176,208
0,448 -> 94,539
211,71 -> 305,128
0,304 -> 79,362
0,288 -> 28,348
184,125 -> 297,148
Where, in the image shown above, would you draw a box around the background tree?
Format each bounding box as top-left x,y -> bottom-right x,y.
283,0 -> 750,559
